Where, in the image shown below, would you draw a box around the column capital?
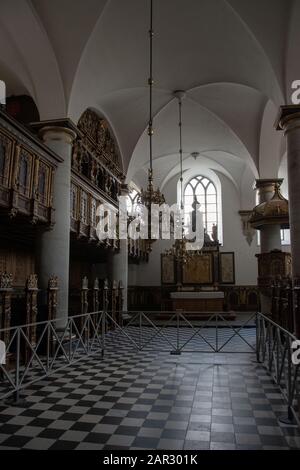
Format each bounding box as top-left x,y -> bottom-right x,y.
254,179 -> 283,203
31,118 -> 79,145
38,126 -> 77,145
120,183 -> 129,196
255,178 -> 283,188
275,105 -> 300,134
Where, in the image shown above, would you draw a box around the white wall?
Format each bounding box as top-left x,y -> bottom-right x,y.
129,171 -> 259,286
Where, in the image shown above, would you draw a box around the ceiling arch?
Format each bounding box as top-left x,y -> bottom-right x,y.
127,88 -> 260,186
0,0 -> 66,119
0,0 -> 295,192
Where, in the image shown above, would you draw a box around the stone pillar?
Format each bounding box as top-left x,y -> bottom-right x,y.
36,123 -> 77,329
255,180 -> 282,253
108,184 -> 128,311
250,179 -> 289,314
276,106 -> 300,336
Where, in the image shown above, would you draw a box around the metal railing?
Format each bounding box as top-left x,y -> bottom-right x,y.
0,310 -> 256,402
0,311 -> 106,402
256,312 -> 300,425
1,308 -> 299,427
113,310 -> 257,354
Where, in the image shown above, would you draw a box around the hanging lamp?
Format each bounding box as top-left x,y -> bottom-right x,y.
164,91 -> 192,264
138,0 -> 165,253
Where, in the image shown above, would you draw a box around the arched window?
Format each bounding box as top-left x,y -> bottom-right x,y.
184,175 -> 218,240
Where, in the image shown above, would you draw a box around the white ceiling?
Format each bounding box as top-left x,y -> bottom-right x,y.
0,0 -> 298,198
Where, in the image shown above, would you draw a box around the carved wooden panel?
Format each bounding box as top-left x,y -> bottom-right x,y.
37,160 -> 51,206
78,109 -> 123,172
0,115 -> 55,225
0,129 -> 14,188
0,245 -> 35,287
182,253 -> 213,285
17,146 -> 34,198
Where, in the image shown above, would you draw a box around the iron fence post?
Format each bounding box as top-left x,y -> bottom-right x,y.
279,337 -> 297,425
69,320 -> 73,362
101,312 -> 105,358
139,312 -> 142,351
216,314 -> 219,352
13,327 -> 21,404
170,310 -> 181,355
46,323 -> 50,372
256,313 -> 260,363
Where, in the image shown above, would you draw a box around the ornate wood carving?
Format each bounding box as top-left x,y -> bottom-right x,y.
25,274 -> 39,362
77,109 -> 123,174
0,244 -> 34,288
0,272 -> 13,348
93,278 -> 99,312
0,115 -> 55,226
48,276 -> 58,322
128,285 -> 260,313
256,250 -> 292,296
81,276 -> 89,316
0,130 -> 13,189
72,109 -> 124,207
102,278 -> 109,312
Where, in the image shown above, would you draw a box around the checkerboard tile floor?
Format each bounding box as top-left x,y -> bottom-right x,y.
0,345 -> 300,450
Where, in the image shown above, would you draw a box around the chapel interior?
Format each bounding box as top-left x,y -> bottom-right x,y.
0,0 -> 300,452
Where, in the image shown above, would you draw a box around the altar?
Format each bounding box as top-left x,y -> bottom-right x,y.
161,229 -> 236,316
170,291 -> 224,312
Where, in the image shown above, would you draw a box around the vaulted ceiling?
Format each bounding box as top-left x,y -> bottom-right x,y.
1,0 -> 299,199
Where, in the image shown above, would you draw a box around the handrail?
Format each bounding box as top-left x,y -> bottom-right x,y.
256,311 -> 300,426
4,309 -> 297,417
257,311 -> 297,341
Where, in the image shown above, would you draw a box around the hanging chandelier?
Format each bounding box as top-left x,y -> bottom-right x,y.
138,0 -> 165,253
164,91 -> 192,265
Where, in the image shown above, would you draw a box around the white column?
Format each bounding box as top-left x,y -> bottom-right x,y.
254,179 -> 282,314
37,125 -> 76,329
109,239 -> 128,311
256,179 -> 282,253
277,107 -> 300,336
107,184 -> 128,311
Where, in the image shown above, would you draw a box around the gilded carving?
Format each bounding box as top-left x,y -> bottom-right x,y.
0,272 -> 13,289
25,274 -> 39,361
76,109 -> 124,192
78,109 -> 122,171
0,119 -> 55,225
26,273 -> 38,290
48,275 -> 58,290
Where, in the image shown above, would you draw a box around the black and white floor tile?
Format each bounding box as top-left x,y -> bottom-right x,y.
0,330 -> 299,450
